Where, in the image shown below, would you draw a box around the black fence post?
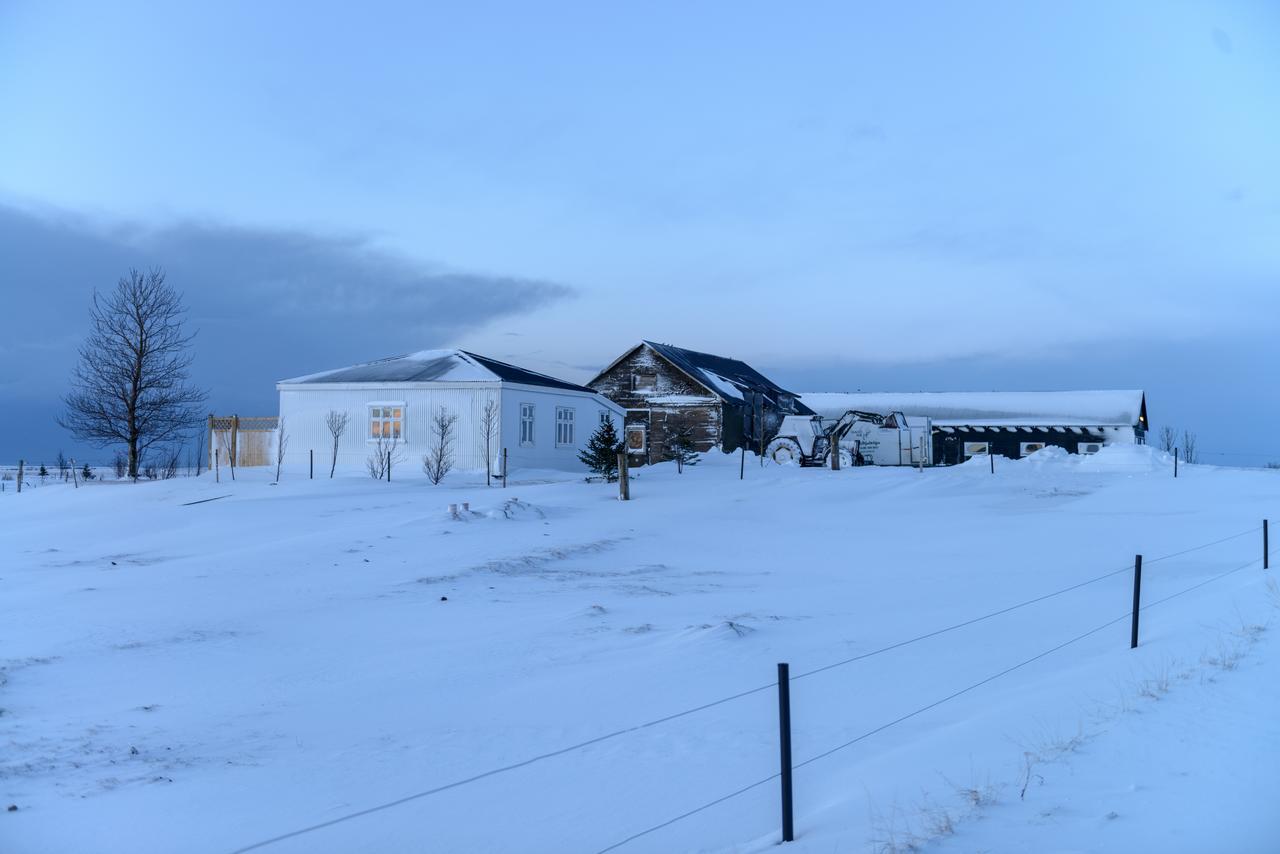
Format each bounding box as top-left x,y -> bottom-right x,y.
777,662 -> 794,842
1174,448 -> 1178,478
387,451 -> 391,482
740,446 -> 746,481
309,449 -> 313,480
1265,520 -> 1270,570
989,451 -> 994,475
1130,554 -> 1143,649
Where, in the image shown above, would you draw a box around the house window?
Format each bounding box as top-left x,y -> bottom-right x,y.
963,441 -> 989,458
599,409 -> 612,426
1078,442 -> 1102,455
633,372 -> 656,392
370,405 -> 403,440
556,407 -> 575,446
520,403 -> 536,445
1019,442 -> 1046,456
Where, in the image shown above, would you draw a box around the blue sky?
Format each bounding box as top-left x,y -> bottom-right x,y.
2,2 -> 1278,464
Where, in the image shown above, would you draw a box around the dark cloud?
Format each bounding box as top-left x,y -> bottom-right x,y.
0,203 -> 573,461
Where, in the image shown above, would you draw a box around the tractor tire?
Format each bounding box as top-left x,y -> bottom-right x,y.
766,437 -> 804,465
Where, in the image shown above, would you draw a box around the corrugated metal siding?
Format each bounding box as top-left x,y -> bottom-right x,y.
501,385 -> 623,472
278,384 -> 501,474
277,383 -> 623,475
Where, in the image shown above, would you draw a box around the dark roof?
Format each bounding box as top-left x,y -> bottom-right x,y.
279,348 -> 595,392
459,351 -> 595,392
642,341 -> 814,414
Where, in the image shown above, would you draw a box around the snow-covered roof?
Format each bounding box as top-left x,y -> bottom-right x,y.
279,349 -> 594,392
592,341 -> 814,414
801,391 -> 1147,426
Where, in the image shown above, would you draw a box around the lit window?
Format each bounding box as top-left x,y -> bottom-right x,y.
556,407 -> 575,446
520,403 -> 536,445
370,405 -> 403,440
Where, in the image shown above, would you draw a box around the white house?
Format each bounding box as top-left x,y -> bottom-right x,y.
277,349 -> 624,475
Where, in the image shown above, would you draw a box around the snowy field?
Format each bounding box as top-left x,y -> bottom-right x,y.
3,447 -> 1278,853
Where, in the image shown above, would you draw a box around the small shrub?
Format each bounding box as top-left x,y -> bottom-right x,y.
80,463 -> 95,481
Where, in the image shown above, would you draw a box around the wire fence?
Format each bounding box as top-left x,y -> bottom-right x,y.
229,521 -> 1271,854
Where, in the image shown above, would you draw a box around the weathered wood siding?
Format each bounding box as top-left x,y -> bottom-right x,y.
589,344 -> 725,463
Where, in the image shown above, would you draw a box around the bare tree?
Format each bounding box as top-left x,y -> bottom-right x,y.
666,415 -> 700,474
1182,429 -> 1198,464
1159,425 -> 1177,454
422,406 -> 458,485
274,417 -> 289,483
59,269 -> 207,479
479,398 -> 499,486
56,450 -> 69,481
326,410 -> 350,478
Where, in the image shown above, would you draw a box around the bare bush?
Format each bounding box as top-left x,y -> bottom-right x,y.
1181,429 -> 1198,464
367,433 -> 402,480
479,398 -> 499,486
113,450 -> 127,479
325,410 -> 349,478
1158,425 -> 1177,453
162,446 -> 180,479
274,417 -> 289,483
422,406 -> 458,485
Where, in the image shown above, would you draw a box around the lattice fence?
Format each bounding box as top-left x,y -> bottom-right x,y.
208,415 -> 279,468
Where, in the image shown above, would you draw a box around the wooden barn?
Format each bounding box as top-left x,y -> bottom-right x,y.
588,341 -> 812,464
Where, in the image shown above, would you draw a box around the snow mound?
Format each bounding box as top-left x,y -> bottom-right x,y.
1074,443 -> 1172,474
1015,445 -> 1072,466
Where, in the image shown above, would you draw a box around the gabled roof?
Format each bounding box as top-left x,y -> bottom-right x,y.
592,341 -> 812,414
801,391 -> 1147,427
279,348 -> 594,392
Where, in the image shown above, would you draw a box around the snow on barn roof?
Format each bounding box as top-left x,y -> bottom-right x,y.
278,349 -> 594,392
631,341 -> 815,414
800,390 -> 1147,426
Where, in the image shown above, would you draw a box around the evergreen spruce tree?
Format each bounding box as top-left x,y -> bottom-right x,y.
579,419 -> 622,482
81,462 -> 95,481
38,464 -> 49,482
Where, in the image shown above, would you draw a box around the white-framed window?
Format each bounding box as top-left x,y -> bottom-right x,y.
963,441 -> 989,458
1019,442 -> 1046,456
633,372 -> 656,392
556,407 -> 575,446
520,403 -> 536,446
369,404 -> 404,440
1078,441 -> 1102,455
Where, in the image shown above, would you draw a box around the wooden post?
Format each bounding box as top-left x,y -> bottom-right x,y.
1174,447 -> 1178,478
617,451 -> 630,501
70,458 -> 79,489
777,662 -> 795,843
830,438 -> 840,470
207,414 -> 215,472
386,451 -> 391,482
990,449 -> 995,474
231,415 -> 240,471
16,459 -> 23,493
309,449 -> 313,480
1130,554 -> 1143,649
502,448 -> 508,487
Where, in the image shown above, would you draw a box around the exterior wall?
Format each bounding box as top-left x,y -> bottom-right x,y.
931,426 -> 1136,465
588,345 -> 724,464
277,382 -> 502,474
500,383 -> 624,472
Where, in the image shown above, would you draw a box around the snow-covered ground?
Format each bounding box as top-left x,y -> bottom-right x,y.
3,447 -> 1278,853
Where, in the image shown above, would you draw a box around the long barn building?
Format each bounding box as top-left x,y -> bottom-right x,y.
801,390 -> 1148,465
